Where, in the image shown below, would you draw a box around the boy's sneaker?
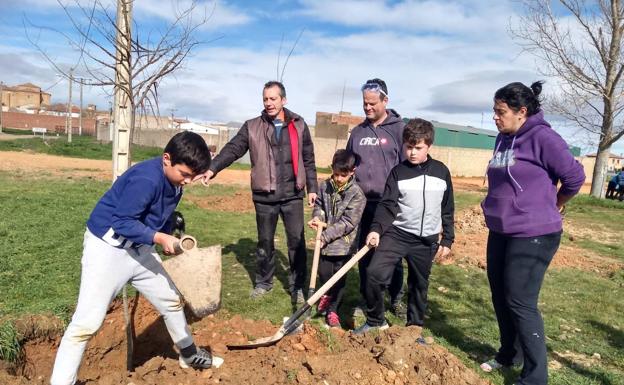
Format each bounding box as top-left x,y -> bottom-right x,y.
352,321 -> 389,335
179,347 -> 222,369
250,286 -> 272,299
326,311 -> 341,328
317,295 -> 331,315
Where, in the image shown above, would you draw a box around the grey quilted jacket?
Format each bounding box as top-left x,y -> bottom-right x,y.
312,177 -> 366,256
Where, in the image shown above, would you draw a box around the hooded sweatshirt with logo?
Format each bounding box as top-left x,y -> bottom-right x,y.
481,110 -> 585,237
346,109 -> 405,201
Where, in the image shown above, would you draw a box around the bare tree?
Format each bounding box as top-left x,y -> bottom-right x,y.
512,0 -> 624,197
25,0 -> 210,166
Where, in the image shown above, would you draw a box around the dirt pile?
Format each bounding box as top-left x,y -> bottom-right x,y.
1,297 -> 491,385
438,205 -> 623,274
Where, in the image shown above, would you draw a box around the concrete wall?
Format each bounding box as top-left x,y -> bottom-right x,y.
97,126 -> 229,151
95,126 -> 593,182
312,137 -> 493,176
312,137 -> 592,181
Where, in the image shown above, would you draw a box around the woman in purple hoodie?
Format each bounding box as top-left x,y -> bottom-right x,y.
480,81 -> 585,385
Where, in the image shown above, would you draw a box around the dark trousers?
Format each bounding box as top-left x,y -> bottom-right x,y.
358,201 -> 404,304
318,254 -> 350,313
606,181 -> 617,199
253,198 -> 307,293
487,231 -> 561,385
364,226 -> 438,326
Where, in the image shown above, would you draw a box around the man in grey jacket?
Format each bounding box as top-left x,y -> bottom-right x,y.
199,81 -> 318,304
346,78 -> 406,319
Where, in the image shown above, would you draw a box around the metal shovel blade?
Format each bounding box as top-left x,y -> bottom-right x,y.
227,311 -> 305,350
226,245 -> 371,350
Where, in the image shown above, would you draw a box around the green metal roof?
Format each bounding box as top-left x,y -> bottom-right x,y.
402,119 -> 581,156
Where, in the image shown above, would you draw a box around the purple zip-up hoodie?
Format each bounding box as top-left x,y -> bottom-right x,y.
481,110 -> 585,237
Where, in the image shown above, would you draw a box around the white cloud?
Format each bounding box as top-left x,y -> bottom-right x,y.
296,0 -> 510,37
134,0 -> 252,30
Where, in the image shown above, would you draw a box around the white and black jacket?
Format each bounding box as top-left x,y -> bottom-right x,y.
370,156 -> 455,248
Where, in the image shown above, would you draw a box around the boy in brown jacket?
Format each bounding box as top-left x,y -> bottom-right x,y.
309,150 -> 366,327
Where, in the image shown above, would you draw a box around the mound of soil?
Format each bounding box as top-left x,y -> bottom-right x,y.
438,205 -> 623,274
1,297 -> 491,385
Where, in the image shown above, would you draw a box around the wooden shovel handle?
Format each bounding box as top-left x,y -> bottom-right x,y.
308,245 -> 371,306
309,222 -> 327,292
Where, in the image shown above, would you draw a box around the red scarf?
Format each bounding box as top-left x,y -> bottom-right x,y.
287,121 -> 299,177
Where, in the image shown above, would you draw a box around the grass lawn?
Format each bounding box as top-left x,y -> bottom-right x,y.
0,134 -> 163,162
1,170 -> 623,384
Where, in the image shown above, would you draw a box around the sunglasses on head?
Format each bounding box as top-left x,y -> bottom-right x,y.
361,82 -> 387,97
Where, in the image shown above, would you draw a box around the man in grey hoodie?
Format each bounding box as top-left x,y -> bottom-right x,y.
346,78 -> 405,319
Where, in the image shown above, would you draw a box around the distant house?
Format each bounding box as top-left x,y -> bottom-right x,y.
584,152 -> 624,172
1,82 -> 51,110
43,103 -> 80,118
179,122 -> 219,135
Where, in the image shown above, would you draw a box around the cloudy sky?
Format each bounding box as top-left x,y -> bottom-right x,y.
1,0 -> 622,154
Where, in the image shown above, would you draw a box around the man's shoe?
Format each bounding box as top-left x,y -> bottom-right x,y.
179,347 -> 223,369
479,358 -> 521,373
291,288 -> 305,305
317,295 -> 331,315
326,311 -> 341,328
250,286 -> 272,299
389,301 -> 407,320
352,321 -> 389,335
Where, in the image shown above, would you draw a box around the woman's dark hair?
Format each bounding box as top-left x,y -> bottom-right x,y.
494,81 -> 544,116
331,149 -> 357,173
164,131 -> 212,174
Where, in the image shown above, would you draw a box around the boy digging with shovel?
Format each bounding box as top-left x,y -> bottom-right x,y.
51,132 -> 219,385
308,150 -> 366,328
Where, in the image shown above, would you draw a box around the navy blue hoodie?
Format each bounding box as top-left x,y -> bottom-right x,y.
87,157 -> 182,247
346,109 -> 405,201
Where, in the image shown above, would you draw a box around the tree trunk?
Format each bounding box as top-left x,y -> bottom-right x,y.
590,147 -> 611,197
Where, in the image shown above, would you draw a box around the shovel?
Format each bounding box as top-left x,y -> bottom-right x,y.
307,221 -> 327,315
227,244 -> 371,350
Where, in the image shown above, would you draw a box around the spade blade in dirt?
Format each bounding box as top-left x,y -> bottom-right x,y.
227,245 -> 370,350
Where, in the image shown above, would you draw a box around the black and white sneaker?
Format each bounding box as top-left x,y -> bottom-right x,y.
179,347 -> 223,369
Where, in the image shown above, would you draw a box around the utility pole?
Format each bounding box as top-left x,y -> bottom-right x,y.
0,81 -> 4,134
170,108 -> 177,129
76,78 -> 92,136
109,99 -> 113,141
339,79 -> 346,113
66,68 -> 74,143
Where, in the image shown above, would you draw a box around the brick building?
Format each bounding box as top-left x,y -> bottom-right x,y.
1,82 -> 51,110
314,111 -> 364,139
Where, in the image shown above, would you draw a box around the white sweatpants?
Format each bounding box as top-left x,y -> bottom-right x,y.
50,230 -> 193,385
